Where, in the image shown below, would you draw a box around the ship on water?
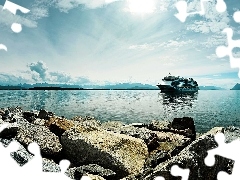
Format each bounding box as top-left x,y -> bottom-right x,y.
156,73 -> 199,93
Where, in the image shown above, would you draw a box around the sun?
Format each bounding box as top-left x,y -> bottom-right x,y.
127,0 -> 156,14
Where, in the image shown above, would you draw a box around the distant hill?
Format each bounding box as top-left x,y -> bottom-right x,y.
198,86 -> 225,90
0,83 -> 159,90
231,83 -> 240,90
82,83 -> 159,90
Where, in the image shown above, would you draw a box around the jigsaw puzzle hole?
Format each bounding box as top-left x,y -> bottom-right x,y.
216,46 -> 228,58
233,11 -> 240,23
154,176 -> 165,180
11,23 -> 22,33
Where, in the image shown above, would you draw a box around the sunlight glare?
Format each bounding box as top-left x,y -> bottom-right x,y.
127,0 -> 156,14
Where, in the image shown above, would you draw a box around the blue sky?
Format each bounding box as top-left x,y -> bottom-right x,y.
0,0 -> 240,89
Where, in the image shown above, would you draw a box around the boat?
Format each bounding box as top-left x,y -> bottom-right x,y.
156,73 -> 199,93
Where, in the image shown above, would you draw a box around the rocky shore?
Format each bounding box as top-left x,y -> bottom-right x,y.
0,107 -> 238,179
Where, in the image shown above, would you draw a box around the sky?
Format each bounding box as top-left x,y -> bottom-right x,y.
0,0 -> 240,89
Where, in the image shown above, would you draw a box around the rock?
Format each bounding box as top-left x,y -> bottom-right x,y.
45,117 -> 75,137
38,109 -> 49,120
102,122 -> 191,153
87,174 -> 106,180
102,123 -> 162,152
141,126 -> 234,180
66,164 -> 116,180
10,141 -> 34,166
129,123 -> 147,128
0,109 -> 4,116
0,137 -> 12,147
1,107 -> 23,122
147,120 -> 171,132
144,150 -> 170,169
61,124 -> 148,179
23,111 -> 36,123
72,115 -> 101,129
15,121 -> 62,158
42,158 -> 61,172
33,118 -> 47,126
223,126 -> 240,142
101,121 -> 125,132
0,123 -> 19,139
171,117 -> 196,140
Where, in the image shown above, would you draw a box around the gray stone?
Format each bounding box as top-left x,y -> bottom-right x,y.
42,158 -> 61,172
140,126 -> 235,180
0,123 -> 19,139
147,120 -> 172,131
66,164 -> 116,180
61,124 -> 148,179
10,142 -> 34,166
38,109 -> 49,120
15,121 -> 62,157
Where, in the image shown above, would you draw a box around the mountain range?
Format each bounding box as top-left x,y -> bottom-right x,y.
0,83 -> 226,90
230,83 -> 240,90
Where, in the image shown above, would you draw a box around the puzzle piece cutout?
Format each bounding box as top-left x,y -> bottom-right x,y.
2,0 -> 30,33
0,0 -> 30,51
171,165 -> 190,180
175,0 -> 226,22
154,164 -> 190,180
205,133 -> 240,180
0,44 -> 7,51
0,123 -> 71,179
233,11 -> 240,23
215,28 -> 240,78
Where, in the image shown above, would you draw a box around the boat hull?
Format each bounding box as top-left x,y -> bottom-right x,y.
157,85 -> 198,93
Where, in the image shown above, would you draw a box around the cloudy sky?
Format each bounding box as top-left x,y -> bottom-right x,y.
0,0 -> 240,88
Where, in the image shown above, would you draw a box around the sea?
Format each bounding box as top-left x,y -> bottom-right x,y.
0,90 -> 239,133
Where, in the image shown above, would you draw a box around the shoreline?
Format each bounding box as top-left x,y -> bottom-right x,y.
0,107 -> 238,179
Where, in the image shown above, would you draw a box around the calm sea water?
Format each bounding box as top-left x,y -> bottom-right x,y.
0,90 -> 239,133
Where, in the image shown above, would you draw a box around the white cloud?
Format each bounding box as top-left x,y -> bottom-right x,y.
55,0 -> 119,12
186,0 -> 230,34
200,34 -> 227,48
206,53 -> 218,61
128,40 -> 194,51
128,43 -> 155,50
28,61 -> 48,81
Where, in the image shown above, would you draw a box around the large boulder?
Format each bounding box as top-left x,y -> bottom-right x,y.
102,123 -> 160,152
140,127 -> 237,180
61,124 -> 149,179
15,121 -> 62,157
101,121 -> 191,153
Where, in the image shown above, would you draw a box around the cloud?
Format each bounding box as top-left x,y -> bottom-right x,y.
200,33 -> 227,48
49,71 -> 72,83
128,43 -> 155,50
54,0 -> 119,12
28,61 -> 48,81
0,73 -> 33,85
26,61 -> 95,84
128,40 -> 194,51
186,0 -> 230,34
206,53 -> 219,61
